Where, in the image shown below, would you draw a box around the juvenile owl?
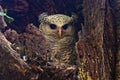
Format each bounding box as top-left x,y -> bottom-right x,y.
39,13 -> 77,65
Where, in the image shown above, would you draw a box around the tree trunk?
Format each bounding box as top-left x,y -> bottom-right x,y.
112,0 -> 120,80
76,0 -> 115,80
0,0 -> 116,80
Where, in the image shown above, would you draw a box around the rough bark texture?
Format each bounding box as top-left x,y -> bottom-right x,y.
0,0 -> 117,80
76,0 -> 115,80
0,5 -> 7,28
112,0 -> 120,80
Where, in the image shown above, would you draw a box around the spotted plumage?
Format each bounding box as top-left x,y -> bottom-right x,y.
39,13 -> 77,65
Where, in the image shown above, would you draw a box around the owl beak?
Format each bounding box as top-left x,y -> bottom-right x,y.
57,27 -> 62,38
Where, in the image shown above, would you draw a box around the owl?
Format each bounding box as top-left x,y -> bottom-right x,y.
39,13 -> 77,65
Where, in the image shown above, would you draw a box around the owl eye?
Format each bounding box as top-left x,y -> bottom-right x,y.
62,24 -> 68,30
50,24 -> 57,29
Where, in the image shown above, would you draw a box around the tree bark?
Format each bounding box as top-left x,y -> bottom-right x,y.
76,0 -> 115,80
113,0 -> 120,80
0,0 -> 116,80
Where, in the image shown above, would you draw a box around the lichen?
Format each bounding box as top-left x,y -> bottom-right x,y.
77,57 -> 92,80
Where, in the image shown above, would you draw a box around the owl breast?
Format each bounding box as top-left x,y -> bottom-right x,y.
45,35 -> 76,65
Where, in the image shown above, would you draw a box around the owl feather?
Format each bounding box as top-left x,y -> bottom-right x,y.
39,13 -> 77,66
39,12 -> 48,23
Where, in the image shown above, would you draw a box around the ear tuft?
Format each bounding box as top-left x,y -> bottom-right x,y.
71,13 -> 78,23
39,12 -> 48,23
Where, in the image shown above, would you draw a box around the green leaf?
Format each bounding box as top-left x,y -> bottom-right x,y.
5,15 -> 14,23
3,9 -> 7,13
0,12 -> 6,16
0,9 -> 14,23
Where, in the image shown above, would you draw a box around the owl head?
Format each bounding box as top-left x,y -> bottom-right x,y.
39,13 -> 77,39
